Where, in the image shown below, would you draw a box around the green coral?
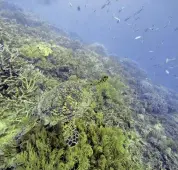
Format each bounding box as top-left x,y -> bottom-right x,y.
14,117 -> 142,170
0,5 -> 146,169
20,42 -> 52,58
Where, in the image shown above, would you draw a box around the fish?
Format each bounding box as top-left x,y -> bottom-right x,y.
174,27 -> 178,31
144,28 -> 149,32
149,57 -> 154,60
124,16 -> 131,22
149,25 -> 159,31
173,74 -> 178,79
133,28 -> 139,32
165,70 -> 170,74
69,2 -> 72,7
101,4 -> 106,9
169,66 -> 178,69
77,6 -> 80,11
118,6 -> 125,13
149,50 -> 154,53
166,58 -> 176,63
135,36 -> 142,40
154,28 -> 160,31
126,23 -> 132,26
134,6 -> 144,16
101,0 -> 110,9
135,17 -> 140,21
113,14 -> 120,23
164,20 -> 171,28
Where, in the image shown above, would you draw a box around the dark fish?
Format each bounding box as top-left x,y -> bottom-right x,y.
149,57 -> 154,60
174,27 -> 178,31
133,28 -> 139,32
164,20 -> 171,28
173,74 -> 178,79
118,7 -> 125,13
124,16 -> 131,21
101,0 -> 110,9
135,17 -> 140,21
106,1 -> 111,5
101,4 -> 106,9
77,6 -> 80,11
118,9 -> 122,13
134,6 -> 144,16
144,28 -> 149,32
149,24 -> 155,31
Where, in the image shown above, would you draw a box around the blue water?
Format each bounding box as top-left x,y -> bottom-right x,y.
7,0 -> 178,92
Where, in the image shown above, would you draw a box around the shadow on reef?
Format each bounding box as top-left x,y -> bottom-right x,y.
0,1 -> 178,170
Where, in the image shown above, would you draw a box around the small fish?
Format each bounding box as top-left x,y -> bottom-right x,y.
165,70 -> 170,74
174,27 -> 178,31
173,74 -> 178,79
113,14 -> 120,23
106,1 -> 111,5
164,20 -> 171,28
149,24 -> 157,31
169,66 -> 178,69
126,23 -> 132,26
135,17 -> 140,21
135,36 -> 142,40
118,9 -> 122,13
101,0 -> 110,9
69,2 -> 72,7
154,28 -> 160,31
118,6 -> 125,13
149,56 -> 153,60
101,4 -> 106,9
166,58 -> 176,63
144,28 -> 149,32
77,6 -> 80,11
149,50 -> 154,53
124,16 -> 131,22
133,28 -> 139,32
134,6 -> 144,16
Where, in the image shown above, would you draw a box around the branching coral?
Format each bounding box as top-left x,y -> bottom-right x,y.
20,42 -> 52,59
14,117 -> 142,170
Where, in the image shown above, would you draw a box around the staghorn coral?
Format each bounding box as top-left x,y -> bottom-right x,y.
14,118 -> 142,170
20,42 -> 53,59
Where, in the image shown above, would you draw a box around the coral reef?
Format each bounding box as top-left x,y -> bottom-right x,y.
87,42 -> 108,56
20,42 -> 53,59
0,1 -> 178,170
